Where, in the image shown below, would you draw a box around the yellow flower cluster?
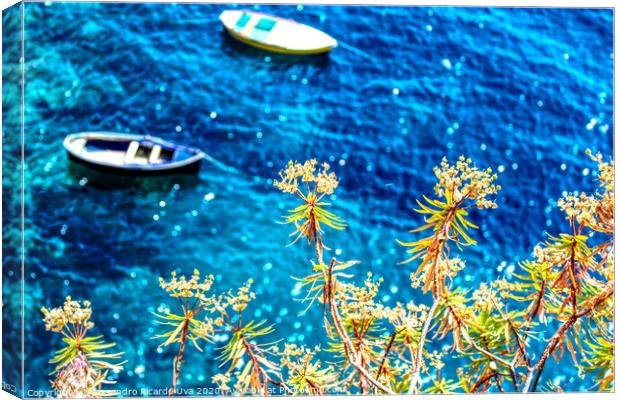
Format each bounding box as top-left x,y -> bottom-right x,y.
427,349 -> 448,370
159,269 -> 214,300
555,151 -> 614,233
274,159 -> 340,195
433,156 -> 500,209
384,302 -> 430,333
41,296 -> 93,333
215,279 -> 256,314
587,150 -> 613,232
532,244 -> 565,266
587,149 -> 614,192
557,192 -> 599,227
335,273 -> 385,321
279,343 -> 322,370
472,282 -> 505,312
212,373 -> 231,392
193,318 -> 215,340
490,278 -> 511,299
410,273 -> 425,290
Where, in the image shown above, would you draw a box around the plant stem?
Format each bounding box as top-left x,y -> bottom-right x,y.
408,297 -> 439,394
238,333 -> 293,395
406,205 -> 462,394
313,232 -> 323,265
325,259 -> 395,394
459,326 -> 518,392
569,241 -> 578,312
375,328 -> 403,380
171,318 -> 190,394
490,297 -> 530,369
473,372 -> 511,392
511,280 -> 546,367
521,286 -> 613,392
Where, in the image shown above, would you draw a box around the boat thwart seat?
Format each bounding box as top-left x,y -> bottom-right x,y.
124,141 -> 140,164
149,145 -> 163,164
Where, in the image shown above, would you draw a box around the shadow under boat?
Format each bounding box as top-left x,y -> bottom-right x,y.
67,161 -> 202,191
219,31 -> 332,68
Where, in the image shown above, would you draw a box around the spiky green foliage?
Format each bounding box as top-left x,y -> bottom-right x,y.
216,320 -> 283,395
274,159 -> 346,253
152,270 -> 215,349
279,343 -> 339,395
153,270 -> 216,392
398,156 -> 500,298
208,281 -> 292,395
41,297 -> 124,398
579,328 -> 614,390
283,193 -> 347,245
49,336 -> 123,375
152,276 -> 291,396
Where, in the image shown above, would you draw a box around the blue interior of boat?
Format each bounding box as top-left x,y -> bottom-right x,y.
255,18 -> 276,32
235,13 -> 251,31
81,138 -> 180,164
172,148 -> 193,161
84,139 -> 129,152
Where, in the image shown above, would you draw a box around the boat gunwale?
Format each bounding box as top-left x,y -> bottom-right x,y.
63,132 -> 206,172
232,9 -> 305,27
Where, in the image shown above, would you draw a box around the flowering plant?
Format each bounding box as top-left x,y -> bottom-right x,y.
42,152 -> 613,396
41,297 -> 125,398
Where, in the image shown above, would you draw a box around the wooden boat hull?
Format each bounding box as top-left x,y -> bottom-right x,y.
219,10 -> 338,55
63,132 -> 205,175
66,151 -> 203,176
223,26 -> 334,55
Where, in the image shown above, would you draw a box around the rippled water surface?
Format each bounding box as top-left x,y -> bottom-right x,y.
2,2 -> 614,395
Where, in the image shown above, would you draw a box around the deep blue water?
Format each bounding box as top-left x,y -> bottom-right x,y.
2,2 -> 614,395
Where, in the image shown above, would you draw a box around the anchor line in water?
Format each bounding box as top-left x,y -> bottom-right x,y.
338,41 -> 373,61
203,153 -> 242,175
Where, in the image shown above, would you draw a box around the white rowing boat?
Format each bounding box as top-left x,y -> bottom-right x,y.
63,132 -> 205,175
219,10 -> 338,55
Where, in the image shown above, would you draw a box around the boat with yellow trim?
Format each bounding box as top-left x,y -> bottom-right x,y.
219,10 -> 338,55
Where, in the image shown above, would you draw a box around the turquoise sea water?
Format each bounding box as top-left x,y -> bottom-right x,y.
2,2 -> 614,395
